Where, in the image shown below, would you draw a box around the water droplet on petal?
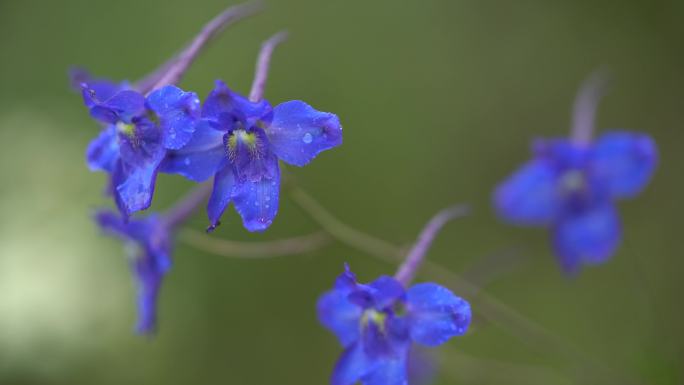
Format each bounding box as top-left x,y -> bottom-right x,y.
184,158 -> 191,166
302,133 -> 313,144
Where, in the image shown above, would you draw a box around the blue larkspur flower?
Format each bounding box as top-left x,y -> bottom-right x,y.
494,132 -> 657,273
95,210 -> 172,334
317,265 -> 471,385
160,80 -> 343,232
82,81 -> 200,217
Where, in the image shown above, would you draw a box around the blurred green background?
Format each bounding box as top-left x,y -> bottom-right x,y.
0,0 -> 682,384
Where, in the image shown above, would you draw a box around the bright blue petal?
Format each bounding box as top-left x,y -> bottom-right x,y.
367,276 -> 405,310
98,90 -> 146,124
494,159 -> 561,225
118,118 -> 166,167
317,289 -> 363,347
553,203 -> 621,272
332,342 -> 377,385
406,283 -> 471,346
206,163 -> 237,231
86,126 -> 120,172
590,131 -> 657,199
363,356 -> 409,385
160,122 -> 226,182
146,85 -> 200,150
133,250 -> 168,334
231,159 -> 280,232
267,100 -> 343,166
229,128 -> 278,182
115,162 -> 160,216
202,80 -> 271,129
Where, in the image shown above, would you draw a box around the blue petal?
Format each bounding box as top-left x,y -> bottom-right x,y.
146,85 -> 201,150
115,162 -> 160,216
590,131 -> 658,199
99,90 -> 145,123
332,342 -> 377,385
317,289 -> 362,347
229,128 -> 279,182
86,126 -> 120,172
202,80 -> 272,129
206,163 -> 237,231
406,283 -> 471,346
73,69 -> 127,108
94,209 -> 128,236
367,276 -> 405,310
267,100 -> 343,166
363,356 -> 409,385
118,118 -> 166,167
552,203 -> 621,272
493,159 -> 561,225
132,247 -> 171,334
160,121 -> 226,182
231,159 -> 280,232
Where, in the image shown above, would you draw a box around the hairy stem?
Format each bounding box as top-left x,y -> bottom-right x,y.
136,0 -> 265,94
249,31 -> 289,102
570,70 -> 610,146
394,204 -> 470,285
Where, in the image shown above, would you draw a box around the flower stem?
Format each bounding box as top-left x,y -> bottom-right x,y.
570,70 -> 610,146
394,205 -> 470,286
162,183 -> 212,230
136,0 -> 265,94
249,31 -> 289,102
179,229 -> 331,258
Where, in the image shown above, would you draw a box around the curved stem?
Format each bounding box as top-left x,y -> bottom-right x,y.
570,70 -> 610,146
136,0 -> 265,94
162,183 -> 212,230
394,204 -> 470,285
249,31 -> 289,102
179,229 -> 331,258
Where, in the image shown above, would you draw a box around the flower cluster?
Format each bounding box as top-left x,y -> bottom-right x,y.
80,76 -> 342,230
494,132 -> 657,273
317,265 -> 471,385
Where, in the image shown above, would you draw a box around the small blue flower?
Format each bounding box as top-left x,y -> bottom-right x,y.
161,80 -> 343,232
317,265 -> 471,385
82,82 -> 200,216
494,132 -> 657,273
95,210 -> 172,334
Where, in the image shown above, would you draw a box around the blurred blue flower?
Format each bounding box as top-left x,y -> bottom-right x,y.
317,265 -> 471,385
161,80 -> 343,232
494,132 -> 657,273
95,210 -> 172,334
81,81 -> 200,217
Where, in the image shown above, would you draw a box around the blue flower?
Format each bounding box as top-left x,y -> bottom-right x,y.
317,265 -> 471,385
494,132 -> 657,273
161,80 -> 343,232
82,82 -> 200,216
95,210 -> 172,334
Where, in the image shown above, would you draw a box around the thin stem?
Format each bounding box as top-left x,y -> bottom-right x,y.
570,70 -> 610,146
179,229 -> 331,258
137,0 -> 265,94
249,31 -> 289,102
394,205 -> 470,285
162,183 -> 212,229
289,186 -> 401,259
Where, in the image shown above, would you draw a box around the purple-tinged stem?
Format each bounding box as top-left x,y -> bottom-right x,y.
137,0 -> 265,94
162,183 -> 212,230
569,70 -> 610,146
248,31 -> 289,102
394,205 -> 470,286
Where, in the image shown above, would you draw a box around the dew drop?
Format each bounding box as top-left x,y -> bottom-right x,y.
302,132 -> 313,144
184,158 -> 191,166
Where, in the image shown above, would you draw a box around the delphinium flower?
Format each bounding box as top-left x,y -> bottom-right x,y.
493,73 -> 658,273
317,206 -> 471,385
95,210 -> 172,333
81,83 -> 200,217
161,33 -> 343,232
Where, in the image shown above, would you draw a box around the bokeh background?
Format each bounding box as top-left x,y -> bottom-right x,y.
0,0 -> 682,384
